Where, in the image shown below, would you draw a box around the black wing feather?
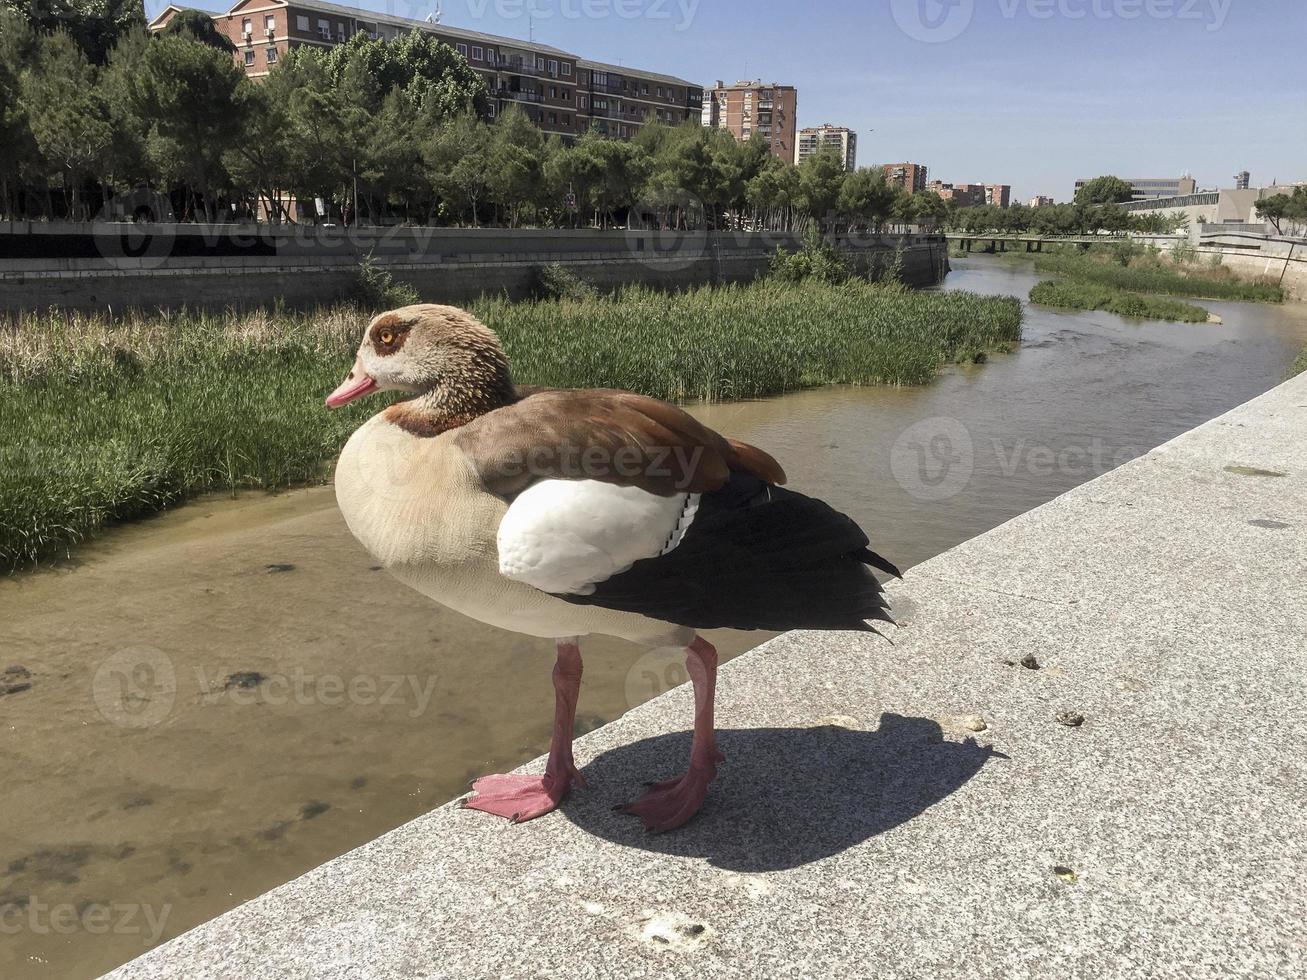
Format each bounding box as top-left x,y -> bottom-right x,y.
558,471 -> 898,632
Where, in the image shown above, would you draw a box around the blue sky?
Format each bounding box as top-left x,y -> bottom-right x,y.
164,0 -> 1307,202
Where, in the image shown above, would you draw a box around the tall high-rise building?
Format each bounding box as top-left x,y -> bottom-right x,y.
146,0 -> 702,143
983,184 -> 1012,208
1233,170 -> 1251,190
884,163 -> 928,194
795,124 -> 856,170
701,80 -> 798,162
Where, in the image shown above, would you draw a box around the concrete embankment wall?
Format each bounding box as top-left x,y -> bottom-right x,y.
106,375 -> 1307,979
1193,233 -> 1307,300
0,222 -> 949,312
1116,231 -> 1307,300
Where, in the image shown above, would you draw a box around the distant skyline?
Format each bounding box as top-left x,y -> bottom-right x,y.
157,0 -> 1307,203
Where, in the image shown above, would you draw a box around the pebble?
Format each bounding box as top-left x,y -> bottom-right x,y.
1056,711 -> 1086,728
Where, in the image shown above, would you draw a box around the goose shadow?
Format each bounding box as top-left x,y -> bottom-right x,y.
563,714 -> 1002,872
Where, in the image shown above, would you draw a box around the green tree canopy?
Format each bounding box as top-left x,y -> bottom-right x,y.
121,33 -> 250,220
19,29 -> 112,218
1255,188 -> 1307,235
1075,175 -> 1135,205
161,9 -> 236,53
2,0 -> 144,63
796,148 -> 844,228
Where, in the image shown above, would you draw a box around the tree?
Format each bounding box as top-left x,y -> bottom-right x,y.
796,147 -> 844,229
1253,192 -> 1307,235
911,190 -> 948,231
486,104 -> 544,226
0,8 -> 37,217
161,9 -> 236,53
745,155 -> 800,232
424,111 -> 492,225
123,34 -> 249,220
1075,175 -> 1134,205
3,0 -> 144,63
20,30 -> 112,218
224,74 -> 300,221
837,167 -> 898,233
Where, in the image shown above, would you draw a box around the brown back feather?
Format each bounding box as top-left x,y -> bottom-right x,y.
454,388 -> 784,498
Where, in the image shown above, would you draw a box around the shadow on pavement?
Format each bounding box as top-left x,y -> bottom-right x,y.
563,713 -> 1002,871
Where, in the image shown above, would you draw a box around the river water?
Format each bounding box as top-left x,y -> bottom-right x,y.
3,256 -> 1305,978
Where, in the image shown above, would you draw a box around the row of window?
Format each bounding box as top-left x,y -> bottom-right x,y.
240,14 -> 276,35
244,45 -> 277,67
579,70 -> 683,100
243,46 -> 278,67
455,42 -> 574,77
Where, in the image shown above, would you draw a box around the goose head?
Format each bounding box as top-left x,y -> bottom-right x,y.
326,304 -> 516,419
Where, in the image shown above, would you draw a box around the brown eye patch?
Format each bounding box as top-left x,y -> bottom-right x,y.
369,315 -> 411,356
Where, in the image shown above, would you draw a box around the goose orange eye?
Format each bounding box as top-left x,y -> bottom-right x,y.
379,329 -> 394,345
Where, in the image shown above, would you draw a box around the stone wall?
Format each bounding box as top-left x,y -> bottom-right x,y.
0,223 -> 950,313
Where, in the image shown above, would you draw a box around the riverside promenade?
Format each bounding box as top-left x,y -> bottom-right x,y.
109,375 -> 1307,979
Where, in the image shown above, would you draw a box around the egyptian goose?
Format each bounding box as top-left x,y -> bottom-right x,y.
326,304 -> 898,832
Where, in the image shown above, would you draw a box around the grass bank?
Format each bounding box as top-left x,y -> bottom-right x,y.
1029,279 -> 1210,323
1032,249 -> 1284,303
0,280 -> 1022,569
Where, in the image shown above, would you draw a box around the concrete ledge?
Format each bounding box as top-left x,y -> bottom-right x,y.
107,376 -> 1307,979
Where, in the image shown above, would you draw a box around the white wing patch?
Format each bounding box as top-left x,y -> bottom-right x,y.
497,480 -> 700,595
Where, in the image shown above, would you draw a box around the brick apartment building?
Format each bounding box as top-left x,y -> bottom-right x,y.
701,80 -> 798,162
927,180 -> 1012,208
1029,195 -> 1055,208
884,162 -> 928,194
927,180 -> 983,206
147,0 -> 703,143
795,124 -> 856,170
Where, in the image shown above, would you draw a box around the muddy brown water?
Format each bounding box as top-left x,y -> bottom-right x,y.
3,255 -> 1306,978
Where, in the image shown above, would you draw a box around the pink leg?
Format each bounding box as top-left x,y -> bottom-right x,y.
619,635 -> 724,832
463,639 -> 586,824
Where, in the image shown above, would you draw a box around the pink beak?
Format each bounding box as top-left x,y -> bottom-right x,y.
325,369 -> 379,408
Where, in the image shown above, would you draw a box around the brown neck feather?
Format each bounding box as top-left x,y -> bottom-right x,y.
382,372 -> 518,438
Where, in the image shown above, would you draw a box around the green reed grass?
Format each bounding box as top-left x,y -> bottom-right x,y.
1029,279 -> 1210,323
1,280 -> 1022,569
1033,251 -> 1283,303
